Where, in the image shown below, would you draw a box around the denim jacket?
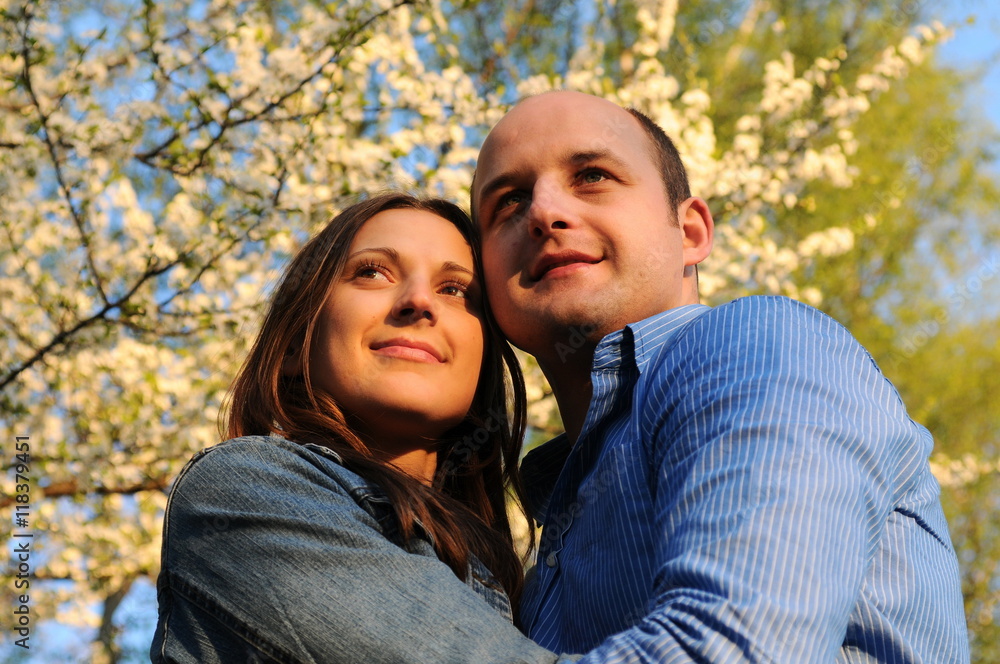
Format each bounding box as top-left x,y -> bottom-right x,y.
151,435 -> 570,663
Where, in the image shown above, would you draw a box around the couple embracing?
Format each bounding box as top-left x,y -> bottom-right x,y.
151,92 -> 969,663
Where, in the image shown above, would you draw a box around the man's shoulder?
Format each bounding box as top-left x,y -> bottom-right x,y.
701,295 -> 839,330
653,295 -> 855,356
637,295 -> 873,395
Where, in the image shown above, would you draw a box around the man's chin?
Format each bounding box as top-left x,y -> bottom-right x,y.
503,306 -> 610,354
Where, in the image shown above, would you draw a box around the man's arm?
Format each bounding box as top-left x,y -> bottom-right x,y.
153,436 -> 577,664
575,297 -> 960,662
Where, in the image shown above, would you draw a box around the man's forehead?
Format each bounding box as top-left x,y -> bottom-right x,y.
479,96 -> 643,169
490,93 -> 634,139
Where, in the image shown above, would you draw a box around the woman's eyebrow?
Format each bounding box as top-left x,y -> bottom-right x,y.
348,250 -> 474,278
346,247 -> 399,262
441,261 -> 475,278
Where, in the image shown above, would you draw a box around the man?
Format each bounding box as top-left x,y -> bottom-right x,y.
472,90 -> 969,662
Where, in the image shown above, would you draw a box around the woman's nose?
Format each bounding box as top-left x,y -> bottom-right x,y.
391,281 -> 436,322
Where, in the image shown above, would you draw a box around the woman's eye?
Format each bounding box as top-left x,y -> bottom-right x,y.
439,283 -> 468,298
353,262 -> 389,280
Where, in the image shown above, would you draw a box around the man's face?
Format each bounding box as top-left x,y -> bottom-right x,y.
473,91 -> 702,361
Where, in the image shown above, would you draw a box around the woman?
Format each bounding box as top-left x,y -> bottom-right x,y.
150,193 -> 566,663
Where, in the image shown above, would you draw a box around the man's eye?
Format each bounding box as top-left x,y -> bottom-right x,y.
581,169 -> 607,184
498,191 -> 527,209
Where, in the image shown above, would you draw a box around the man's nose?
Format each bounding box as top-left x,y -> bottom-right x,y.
527,180 -> 573,239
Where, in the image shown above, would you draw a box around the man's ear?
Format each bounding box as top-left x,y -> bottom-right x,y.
281,344 -> 304,377
677,197 -> 714,267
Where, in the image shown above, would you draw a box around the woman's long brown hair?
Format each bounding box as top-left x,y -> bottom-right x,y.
223,193 -> 533,615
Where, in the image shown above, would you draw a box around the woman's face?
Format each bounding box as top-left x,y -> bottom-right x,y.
308,208 -> 485,446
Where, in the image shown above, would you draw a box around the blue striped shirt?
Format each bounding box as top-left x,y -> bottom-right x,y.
521,296 -> 969,663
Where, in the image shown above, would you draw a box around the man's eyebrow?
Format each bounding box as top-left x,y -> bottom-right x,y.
476,171 -> 526,209
478,149 -> 630,206
570,149 -> 628,169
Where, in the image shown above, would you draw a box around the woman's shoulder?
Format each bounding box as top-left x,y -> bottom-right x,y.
179,434 -> 338,473
169,435 -> 374,506
162,435 -> 409,561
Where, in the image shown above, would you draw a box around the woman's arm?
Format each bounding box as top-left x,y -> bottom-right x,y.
151,436 -> 575,664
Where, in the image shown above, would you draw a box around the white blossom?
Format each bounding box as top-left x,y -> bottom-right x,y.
0,0 -> 971,653
797,227 -> 856,258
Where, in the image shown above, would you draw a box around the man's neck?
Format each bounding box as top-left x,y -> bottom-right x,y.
540,354 -> 595,446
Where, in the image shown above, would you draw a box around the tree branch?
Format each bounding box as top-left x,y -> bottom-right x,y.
134,0 -> 414,175
0,255 -> 181,392
18,14 -> 109,307
96,578 -> 134,664
0,477 -> 172,509
1,163 -> 280,389
719,0 -> 768,82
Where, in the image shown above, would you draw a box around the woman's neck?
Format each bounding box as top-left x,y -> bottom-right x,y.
381,446 -> 438,485
347,414 -> 441,485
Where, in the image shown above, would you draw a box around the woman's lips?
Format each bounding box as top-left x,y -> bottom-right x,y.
370,338 -> 444,363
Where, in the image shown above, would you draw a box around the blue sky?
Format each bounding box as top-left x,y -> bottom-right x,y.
938,0 -> 1000,130
928,0 -> 1000,323
4,3 -> 997,662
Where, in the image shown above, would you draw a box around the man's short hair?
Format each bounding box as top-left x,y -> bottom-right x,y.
626,107 -> 691,214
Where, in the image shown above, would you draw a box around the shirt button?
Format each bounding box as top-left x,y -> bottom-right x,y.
545,552 -> 557,568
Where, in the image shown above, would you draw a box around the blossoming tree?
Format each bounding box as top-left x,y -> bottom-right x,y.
0,0 -> 995,660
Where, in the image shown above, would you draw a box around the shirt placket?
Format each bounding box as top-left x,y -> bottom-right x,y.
527,337 -> 630,631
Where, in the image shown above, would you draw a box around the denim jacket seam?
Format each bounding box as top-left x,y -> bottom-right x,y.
158,443 -> 224,557
162,567 -> 301,664
298,443 -> 431,549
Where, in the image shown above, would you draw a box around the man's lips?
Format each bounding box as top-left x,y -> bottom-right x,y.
531,251 -> 602,281
370,338 -> 444,363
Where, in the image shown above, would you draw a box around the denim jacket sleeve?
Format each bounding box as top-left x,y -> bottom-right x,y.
151,436 -> 576,664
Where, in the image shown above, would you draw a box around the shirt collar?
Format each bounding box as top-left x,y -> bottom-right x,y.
521,304 -> 712,521
591,303 -> 712,375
